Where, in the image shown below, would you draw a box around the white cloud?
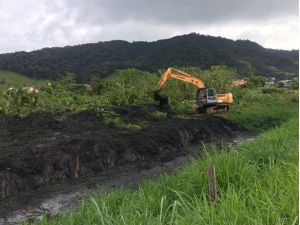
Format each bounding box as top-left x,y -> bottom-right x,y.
192,16 -> 299,50
0,0 -> 298,53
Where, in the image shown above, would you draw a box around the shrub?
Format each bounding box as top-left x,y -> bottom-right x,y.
103,68 -> 158,105
199,65 -> 237,92
245,75 -> 266,87
291,79 -> 299,89
57,73 -> 76,88
90,76 -> 108,95
261,87 -> 287,94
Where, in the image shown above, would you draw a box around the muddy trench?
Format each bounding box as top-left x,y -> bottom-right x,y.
0,105 -> 253,224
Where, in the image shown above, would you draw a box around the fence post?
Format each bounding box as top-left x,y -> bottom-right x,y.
75,155 -> 80,182
208,164 -> 217,203
0,179 -> 6,199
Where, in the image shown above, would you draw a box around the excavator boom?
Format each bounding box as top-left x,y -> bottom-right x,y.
155,67 -> 205,91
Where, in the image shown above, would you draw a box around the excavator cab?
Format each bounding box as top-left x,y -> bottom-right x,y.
196,88 -> 217,105
196,88 -> 232,113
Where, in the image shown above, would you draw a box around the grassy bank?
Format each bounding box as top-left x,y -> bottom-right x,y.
33,116 -> 298,225
0,70 -> 47,86
225,98 -> 298,131
224,88 -> 298,131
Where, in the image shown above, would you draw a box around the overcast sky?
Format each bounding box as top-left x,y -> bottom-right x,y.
0,0 -> 298,53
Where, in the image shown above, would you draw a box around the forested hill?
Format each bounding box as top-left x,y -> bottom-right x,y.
0,33 -> 298,81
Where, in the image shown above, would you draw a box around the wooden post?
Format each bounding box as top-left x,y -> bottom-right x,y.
75,155 -> 80,182
0,179 -> 6,199
208,164 -> 217,203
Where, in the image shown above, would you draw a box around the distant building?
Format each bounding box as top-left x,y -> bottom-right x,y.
266,77 -> 276,86
279,80 -> 293,87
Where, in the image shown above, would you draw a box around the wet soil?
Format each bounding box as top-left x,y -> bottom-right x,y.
0,105 -> 253,224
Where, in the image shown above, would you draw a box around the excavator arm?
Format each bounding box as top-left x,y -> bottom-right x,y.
155,67 -> 205,91
154,67 -> 205,108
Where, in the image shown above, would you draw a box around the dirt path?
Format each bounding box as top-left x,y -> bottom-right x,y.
0,105 -> 254,224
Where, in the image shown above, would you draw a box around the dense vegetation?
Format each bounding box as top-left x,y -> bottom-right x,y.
0,66 -> 298,120
0,33 -> 298,81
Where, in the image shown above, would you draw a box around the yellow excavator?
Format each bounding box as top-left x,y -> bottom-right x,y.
154,67 -> 233,113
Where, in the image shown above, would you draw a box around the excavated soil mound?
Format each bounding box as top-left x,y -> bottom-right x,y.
0,105 -> 241,202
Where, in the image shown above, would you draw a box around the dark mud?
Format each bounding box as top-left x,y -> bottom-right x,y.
0,105 -> 251,224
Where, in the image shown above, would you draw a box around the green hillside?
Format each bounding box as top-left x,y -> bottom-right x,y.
0,70 -> 47,86
0,33 -> 298,82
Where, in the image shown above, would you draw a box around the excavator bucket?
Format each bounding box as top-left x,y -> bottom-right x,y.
154,91 -> 169,109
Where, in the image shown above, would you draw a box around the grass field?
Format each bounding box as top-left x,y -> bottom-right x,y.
224,95 -> 298,131
32,116 -> 298,225
0,70 -> 47,86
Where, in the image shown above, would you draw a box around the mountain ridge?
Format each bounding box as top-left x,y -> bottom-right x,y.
0,33 -> 298,81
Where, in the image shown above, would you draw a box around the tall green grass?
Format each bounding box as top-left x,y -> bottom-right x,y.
225,88 -> 298,131
34,117 -> 299,225
225,100 -> 298,131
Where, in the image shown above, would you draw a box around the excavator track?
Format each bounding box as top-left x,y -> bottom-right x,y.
196,105 -> 229,114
